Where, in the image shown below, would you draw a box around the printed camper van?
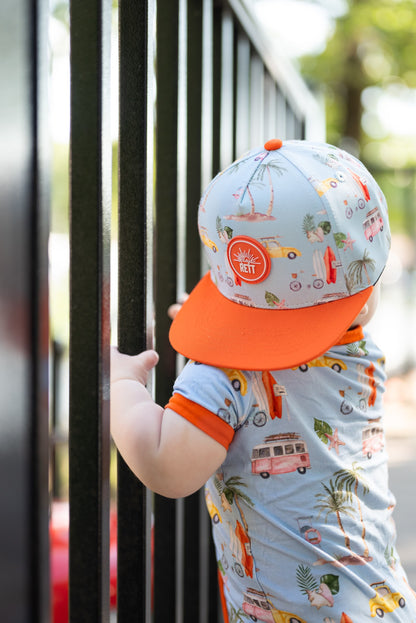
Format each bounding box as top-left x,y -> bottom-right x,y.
242,588 -> 307,623
363,207 -> 384,242
251,433 -> 311,478
362,422 -> 384,459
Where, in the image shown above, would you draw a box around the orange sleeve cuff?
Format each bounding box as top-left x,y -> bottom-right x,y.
166,393 -> 234,450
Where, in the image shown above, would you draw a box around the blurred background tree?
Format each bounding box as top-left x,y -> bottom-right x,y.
300,0 -> 416,165
256,0 -> 416,236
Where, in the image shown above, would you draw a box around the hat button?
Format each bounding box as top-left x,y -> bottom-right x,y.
264,138 -> 283,151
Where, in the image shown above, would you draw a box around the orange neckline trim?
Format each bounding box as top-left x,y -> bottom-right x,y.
336,325 -> 364,346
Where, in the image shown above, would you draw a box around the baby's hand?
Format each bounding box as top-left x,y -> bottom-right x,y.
111,347 -> 159,386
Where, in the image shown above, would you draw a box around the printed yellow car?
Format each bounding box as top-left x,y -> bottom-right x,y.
221,368 -> 248,395
260,237 -> 301,260
369,582 -> 405,618
205,492 -> 222,524
295,356 -> 347,373
199,227 -> 218,253
315,177 -> 338,196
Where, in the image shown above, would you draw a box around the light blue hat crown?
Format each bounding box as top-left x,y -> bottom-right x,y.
198,139 -> 391,311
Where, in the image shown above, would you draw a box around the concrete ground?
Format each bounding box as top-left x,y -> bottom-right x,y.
384,368 -> 416,587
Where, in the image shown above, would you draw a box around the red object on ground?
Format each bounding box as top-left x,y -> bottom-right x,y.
50,501 -> 118,622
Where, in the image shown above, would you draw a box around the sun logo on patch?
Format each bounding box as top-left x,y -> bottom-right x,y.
227,236 -> 271,284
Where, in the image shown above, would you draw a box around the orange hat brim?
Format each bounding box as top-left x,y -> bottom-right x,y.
169,272 -> 372,371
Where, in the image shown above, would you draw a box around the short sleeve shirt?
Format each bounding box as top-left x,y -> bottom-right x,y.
167,327 -> 416,622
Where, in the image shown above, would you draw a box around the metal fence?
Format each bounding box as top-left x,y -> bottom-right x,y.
1,0 -> 321,621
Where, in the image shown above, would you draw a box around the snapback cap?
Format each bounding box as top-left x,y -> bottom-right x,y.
169,139 -> 391,370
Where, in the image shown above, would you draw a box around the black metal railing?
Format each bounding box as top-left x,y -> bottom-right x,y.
114,2 -> 316,622
1,0 -> 319,621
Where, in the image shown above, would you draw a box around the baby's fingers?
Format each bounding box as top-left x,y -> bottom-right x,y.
135,350 -> 159,375
111,347 -> 159,385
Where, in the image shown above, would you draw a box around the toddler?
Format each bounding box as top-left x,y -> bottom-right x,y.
111,139 -> 416,622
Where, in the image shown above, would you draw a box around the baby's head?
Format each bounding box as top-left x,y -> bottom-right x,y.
170,139 -> 390,370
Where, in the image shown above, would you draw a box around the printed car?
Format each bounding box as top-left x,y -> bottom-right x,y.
294,356 -> 347,373
205,491 -> 222,524
221,368 -> 248,395
362,424 -> 384,459
314,177 -> 338,197
242,588 -> 307,623
199,226 -> 219,253
369,582 -> 405,617
252,433 -> 311,478
363,207 -> 384,242
260,237 -> 301,260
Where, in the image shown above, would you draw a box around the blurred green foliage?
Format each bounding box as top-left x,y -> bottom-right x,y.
300,0 -> 416,234
301,0 -> 416,150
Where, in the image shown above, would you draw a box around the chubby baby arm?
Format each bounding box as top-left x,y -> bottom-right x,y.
110,347 -> 226,498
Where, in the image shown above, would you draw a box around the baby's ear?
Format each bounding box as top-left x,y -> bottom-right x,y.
357,303 -> 369,320
168,294 -> 189,320
168,303 -> 182,320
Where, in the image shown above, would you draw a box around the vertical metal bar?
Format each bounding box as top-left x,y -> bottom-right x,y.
235,32 -> 250,157
206,6 -> 224,620
201,0 -> 214,193
276,88 -> 287,139
285,104 -> 296,139
264,73 -> 277,139
0,0 -> 50,620
153,0 -> 179,620
199,6 -> 220,621
220,9 -> 234,169
212,3 -> 222,176
69,0 -> 112,621
117,1 -> 154,622
249,54 -> 264,146
32,0 -> 51,618
185,0 -> 203,292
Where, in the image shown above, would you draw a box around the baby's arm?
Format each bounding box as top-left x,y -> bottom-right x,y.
111,348 -> 226,498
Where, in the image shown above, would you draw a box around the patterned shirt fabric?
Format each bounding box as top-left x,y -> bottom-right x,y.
167,327 -> 416,622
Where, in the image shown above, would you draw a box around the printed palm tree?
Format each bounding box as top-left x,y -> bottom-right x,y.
253,160 -> 287,216
334,463 -> 370,558
199,157 -> 247,212
214,474 -> 253,532
347,249 -> 376,287
228,604 -> 248,622
314,479 -> 356,550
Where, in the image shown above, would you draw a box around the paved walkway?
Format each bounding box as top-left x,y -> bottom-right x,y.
384,368 -> 416,587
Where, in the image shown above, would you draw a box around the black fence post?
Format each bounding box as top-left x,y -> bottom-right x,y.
69,0 -> 112,621
153,0 -> 180,619
117,0 -> 154,621
0,0 -> 50,620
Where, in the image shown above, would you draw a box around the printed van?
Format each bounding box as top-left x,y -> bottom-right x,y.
251,433 -> 311,478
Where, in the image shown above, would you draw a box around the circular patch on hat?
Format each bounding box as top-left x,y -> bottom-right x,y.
227,236 -> 271,284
